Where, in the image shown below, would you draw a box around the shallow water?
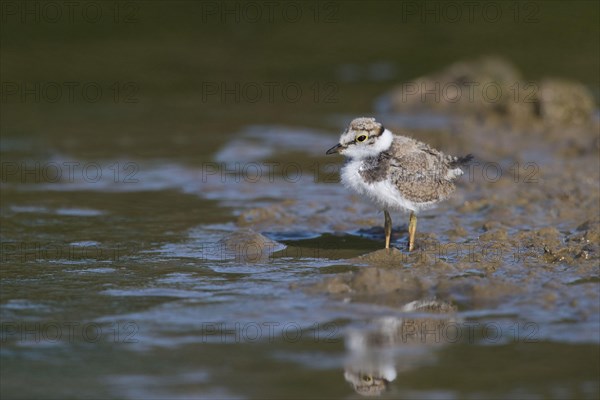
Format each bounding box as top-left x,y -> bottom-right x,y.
2,2 -> 600,399
2,116 -> 599,399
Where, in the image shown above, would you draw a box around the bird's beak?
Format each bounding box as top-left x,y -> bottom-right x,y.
326,143 -> 343,155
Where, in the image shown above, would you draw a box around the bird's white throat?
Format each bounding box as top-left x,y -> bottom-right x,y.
341,129 -> 394,160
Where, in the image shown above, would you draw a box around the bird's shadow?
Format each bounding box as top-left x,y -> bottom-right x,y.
267,229 -> 412,260
355,225 -> 408,241
286,232 -> 380,249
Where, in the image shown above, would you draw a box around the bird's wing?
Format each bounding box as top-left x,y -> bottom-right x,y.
387,148 -> 448,183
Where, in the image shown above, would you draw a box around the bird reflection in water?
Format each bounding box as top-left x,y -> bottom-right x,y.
343,299 -> 457,396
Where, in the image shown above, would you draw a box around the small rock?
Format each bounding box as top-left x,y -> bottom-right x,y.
217,229 -> 283,262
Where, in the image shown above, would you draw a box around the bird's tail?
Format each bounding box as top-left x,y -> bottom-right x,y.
449,154 -> 474,167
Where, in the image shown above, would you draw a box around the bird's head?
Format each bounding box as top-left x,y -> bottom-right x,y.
326,117 -> 393,160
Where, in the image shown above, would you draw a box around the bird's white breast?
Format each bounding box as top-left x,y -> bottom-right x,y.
340,160 -> 433,213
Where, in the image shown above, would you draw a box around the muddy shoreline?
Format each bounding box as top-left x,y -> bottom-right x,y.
219,59 -> 600,339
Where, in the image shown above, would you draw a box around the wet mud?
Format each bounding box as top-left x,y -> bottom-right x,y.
2,57 -> 598,399
221,58 -> 599,341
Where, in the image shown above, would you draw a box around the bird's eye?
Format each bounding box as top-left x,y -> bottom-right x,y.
361,375 -> 373,383
356,135 -> 368,142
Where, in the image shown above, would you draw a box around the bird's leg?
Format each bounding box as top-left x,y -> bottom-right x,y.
408,212 -> 417,252
384,210 -> 392,250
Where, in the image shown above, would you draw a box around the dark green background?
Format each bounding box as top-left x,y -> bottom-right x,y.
1,1 -> 598,158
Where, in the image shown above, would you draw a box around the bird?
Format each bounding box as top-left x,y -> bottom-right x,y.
326,117 -> 472,251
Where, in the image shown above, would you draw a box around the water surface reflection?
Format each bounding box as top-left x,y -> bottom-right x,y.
344,300 -> 456,396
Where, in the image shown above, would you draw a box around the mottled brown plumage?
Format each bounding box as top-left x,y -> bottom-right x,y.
348,117 -> 385,135
362,135 -> 463,203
